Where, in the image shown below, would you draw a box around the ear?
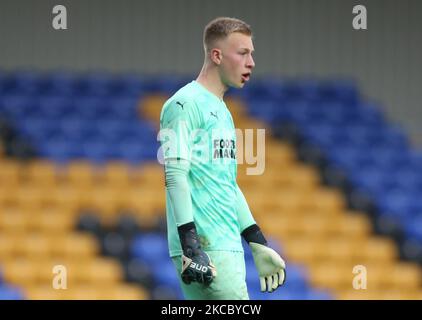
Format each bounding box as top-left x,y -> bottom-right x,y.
210,48 -> 223,65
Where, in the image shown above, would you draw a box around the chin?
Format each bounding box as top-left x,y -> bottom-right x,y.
232,81 -> 245,89
226,79 -> 245,89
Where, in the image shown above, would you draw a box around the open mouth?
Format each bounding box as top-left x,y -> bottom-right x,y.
241,73 -> 251,82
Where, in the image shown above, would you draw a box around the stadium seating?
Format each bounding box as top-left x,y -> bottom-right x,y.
1,70 -> 422,300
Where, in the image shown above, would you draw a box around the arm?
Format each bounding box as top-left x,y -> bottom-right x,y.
236,184 -> 287,292
161,99 -> 216,285
236,184 -> 256,232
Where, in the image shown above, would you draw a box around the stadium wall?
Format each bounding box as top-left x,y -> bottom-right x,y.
0,0 -> 421,144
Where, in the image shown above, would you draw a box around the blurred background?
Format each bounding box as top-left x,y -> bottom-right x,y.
0,0 -> 422,300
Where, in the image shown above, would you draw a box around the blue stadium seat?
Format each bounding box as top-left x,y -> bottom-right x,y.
0,285 -> 25,300
108,97 -> 139,120
81,140 -> 120,163
72,96 -> 112,119
376,191 -> 421,221
238,78 -> 284,101
37,72 -> 76,96
72,73 -> 114,97
0,71 -> 41,95
305,288 -> 333,300
37,95 -> 73,119
319,79 -> 359,104
404,217 -> 422,243
131,233 -> 169,265
245,98 -> 279,123
39,139 -> 83,163
152,258 -> 180,290
59,118 -> 97,142
0,95 -> 36,120
18,118 -> 60,142
108,74 -> 145,97
282,79 -> 322,102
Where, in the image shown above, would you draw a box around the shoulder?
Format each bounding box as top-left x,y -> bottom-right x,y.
161,83 -> 203,123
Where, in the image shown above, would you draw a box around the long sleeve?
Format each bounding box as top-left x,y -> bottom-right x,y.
164,159 -> 194,227
160,98 -> 201,227
236,184 -> 256,233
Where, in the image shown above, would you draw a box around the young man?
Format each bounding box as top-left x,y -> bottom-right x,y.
159,17 -> 286,300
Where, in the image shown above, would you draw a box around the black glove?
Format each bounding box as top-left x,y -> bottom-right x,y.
178,222 -> 217,285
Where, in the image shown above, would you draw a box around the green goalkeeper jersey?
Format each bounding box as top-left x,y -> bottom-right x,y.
159,80 -> 244,257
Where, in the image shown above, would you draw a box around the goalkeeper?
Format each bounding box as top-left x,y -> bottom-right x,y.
159,17 -> 286,300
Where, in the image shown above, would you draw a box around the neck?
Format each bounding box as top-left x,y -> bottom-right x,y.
196,62 -> 227,100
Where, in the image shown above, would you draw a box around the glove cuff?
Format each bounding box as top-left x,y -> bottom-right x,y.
178,222 -> 202,257
241,224 -> 267,246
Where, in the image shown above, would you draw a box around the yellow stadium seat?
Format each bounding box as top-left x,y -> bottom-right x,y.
15,184 -> 46,210
23,160 -> 58,187
328,213 -> 371,239
0,234 -> 15,259
139,95 -> 167,125
136,162 -> 164,184
36,206 -> 77,219
237,173 -> 265,190
272,190 -> 304,212
290,214 -> 338,237
65,161 -> 97,188
25,286 -> 67,300
225,96 -> 247,118
375,289 -> 417,300
68,259 -> 122,284
0,160 -> 21,186
258,214 -> 295,239
0,185 -> 20,208
336,289 -> 375,300
87,186 -> 123,216
0,212 -> 28,232
49,233 -> 98,258
319,236 -> 365,262
309,263 -> 352,290
357,237 -> 397,263
16,233 -> 52,258
271,164 -> 319,191
336,289 -> 417,300
380,263 -> 422,290
99,284 -> 150,300
35,212 -> 74,233
265,141 -> 296,165
1,259 -> 37,286
128,187 -> 166,218
50,184 -> 84,212
306,188 -> 345,213
281,236 -> 323,264
36,259 -> 71,286
100,162 -> 131,187
63,286 -> 102,300
235,118 -> 268,131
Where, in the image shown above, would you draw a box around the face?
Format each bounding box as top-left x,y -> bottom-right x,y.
212,32 -> 255,89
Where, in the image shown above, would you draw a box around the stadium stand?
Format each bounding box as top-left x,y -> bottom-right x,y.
0,70 -> 421,299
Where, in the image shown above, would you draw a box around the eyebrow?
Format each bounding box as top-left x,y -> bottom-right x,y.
240,48 -> 255,53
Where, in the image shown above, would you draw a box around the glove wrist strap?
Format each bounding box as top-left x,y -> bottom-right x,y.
242,224 -> 267,246
178,222 -> 202,257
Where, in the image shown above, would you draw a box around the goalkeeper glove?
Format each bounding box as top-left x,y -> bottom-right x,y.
178,222 -> 217,286
242,224 -> 286,293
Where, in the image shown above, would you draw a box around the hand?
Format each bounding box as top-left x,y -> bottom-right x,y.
181,250 -> 217,285
250,242 -> 286,293
178,222 -> 217,285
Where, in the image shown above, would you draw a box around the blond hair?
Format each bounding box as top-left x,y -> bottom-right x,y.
203,17 -> 252,53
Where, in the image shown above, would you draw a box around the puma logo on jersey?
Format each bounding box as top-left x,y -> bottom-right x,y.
176,101 -> 186,109
210,111 -> 218,120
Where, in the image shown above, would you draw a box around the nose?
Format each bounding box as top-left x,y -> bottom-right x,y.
247,54 -> 255,69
